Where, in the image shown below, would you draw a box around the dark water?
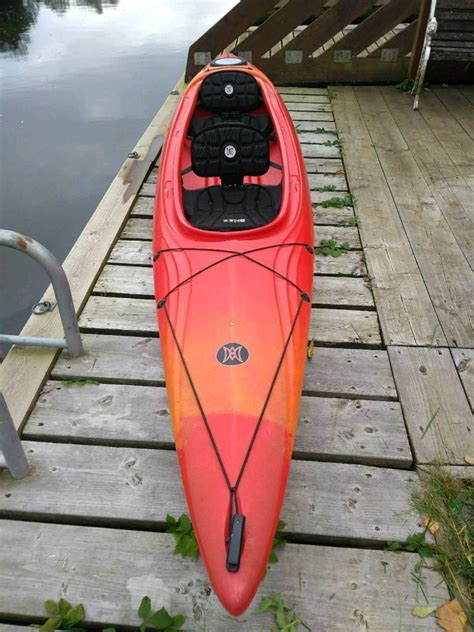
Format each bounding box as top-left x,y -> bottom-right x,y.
0,0 -> 235,355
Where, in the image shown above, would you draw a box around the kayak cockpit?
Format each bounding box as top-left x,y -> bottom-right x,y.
180,69 -> 283,232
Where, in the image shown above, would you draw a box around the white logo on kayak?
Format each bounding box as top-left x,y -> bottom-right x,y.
224,83 -> 234,95
216,343 -> 249,366
224,144 -> 237,159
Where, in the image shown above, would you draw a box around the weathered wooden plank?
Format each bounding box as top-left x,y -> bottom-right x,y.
389,346 -> 474,464
432,86 -> 474,139
0,442 -> 420,541
293,120 -> 337,133
380,87 -> 474,270
282,94 -> 330,104
356,87 -> 473,348
298,131 -> 339,144
290,110 -> 335,122
326,0 -> 419,57
0,520 -> 447,631
305,173 -> 346,190
95,265 -> 374,308
418,89 -> 473,168
25,383 -> 410,467
0,79 -> 184,431
130,196 -> 155,216
302,143 -> 341,158
185,0 -> 276,79
109,240 -> 367,276
331,86 -> 447,347
237,0 -> 327,61
286,102 -> 333,112
78,296 -> 381,346
277,86 -> 329,95
316,225 -> 361,248
313,205 -> 355,225
451,348 -> 474,411
53,334 -> 398,400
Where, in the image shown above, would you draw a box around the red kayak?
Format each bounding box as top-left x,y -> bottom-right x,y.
153,54 -> 313,615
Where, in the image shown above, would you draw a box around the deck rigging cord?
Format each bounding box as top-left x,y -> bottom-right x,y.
154,242 -> 312,572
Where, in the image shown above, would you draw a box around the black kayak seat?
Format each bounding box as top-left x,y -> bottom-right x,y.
188,71 -> 274,139
183,184 -> 281,232
191,123 -> 270,185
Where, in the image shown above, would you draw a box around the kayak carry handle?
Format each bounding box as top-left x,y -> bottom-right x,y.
226,513 -> 245,572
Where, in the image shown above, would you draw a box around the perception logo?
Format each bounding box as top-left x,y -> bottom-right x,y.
216,342 -> 249,366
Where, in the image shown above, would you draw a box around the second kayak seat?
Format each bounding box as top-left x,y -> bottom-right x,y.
187,71 -> 274,140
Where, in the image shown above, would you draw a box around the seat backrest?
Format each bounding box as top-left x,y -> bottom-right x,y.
191,123 -> 269,183
199,71 -> 262,113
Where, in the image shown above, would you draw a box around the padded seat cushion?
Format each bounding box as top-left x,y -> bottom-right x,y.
183,184 -> 281,232
191,124 -> 269,178
199,71 -> 262,113
188,112 -> 273,139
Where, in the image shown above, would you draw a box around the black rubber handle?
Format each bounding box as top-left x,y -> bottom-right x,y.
226,514 -> 245,572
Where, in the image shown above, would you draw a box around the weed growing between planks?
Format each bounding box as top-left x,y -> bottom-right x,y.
347,215 -> 360,227
315,240 -> 351,257
385,466 -> 473,627
166,512 -> 288,566
256,594 -> 310,631
313,194 -> 353,209
311,184 -> 337,193
39,596 -> 185,632
413,466 -> 473,627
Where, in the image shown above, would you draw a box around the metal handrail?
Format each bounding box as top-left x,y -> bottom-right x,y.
0,392 -> 29,479
0,229 -> 83,357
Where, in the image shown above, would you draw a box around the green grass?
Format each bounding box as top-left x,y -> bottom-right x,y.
411,466 -> 473,626
311,184 -> 337,193
347,215 -> 360,227
314,194 -> 353,209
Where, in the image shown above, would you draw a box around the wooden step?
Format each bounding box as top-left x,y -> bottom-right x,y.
121,218 -> 359,247
109,240 -> 367,276
0,443 -> 420,542
78,296 -> 381,347
0,520 -> 447,630
52,335 -> 397,400
25,382 -> 410,468
94,265 -> 374,308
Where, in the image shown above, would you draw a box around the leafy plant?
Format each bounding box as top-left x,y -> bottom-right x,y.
166,513 -> 200,559
256,594 -> 308,631
322,139 -> 341,147
40,599 -> 85,632
311,184 -> 336,193
347,215 -> 360,227
316,195 -> 353,209
315,127 -> 332,134
61,378 -> 100,387
136,597 -> 185,632
315,240 -> 351,257
396,78 -> 414,92
386,531 -> 434,559
269,520 -> 287,564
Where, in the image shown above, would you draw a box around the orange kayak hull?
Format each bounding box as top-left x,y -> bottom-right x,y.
153,57 -> 313,615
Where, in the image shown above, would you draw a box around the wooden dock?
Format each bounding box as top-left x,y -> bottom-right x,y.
0,82 -> 472,630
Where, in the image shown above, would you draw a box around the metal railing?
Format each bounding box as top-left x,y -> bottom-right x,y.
0,393 -> 28,479
0,229 -> 83,357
